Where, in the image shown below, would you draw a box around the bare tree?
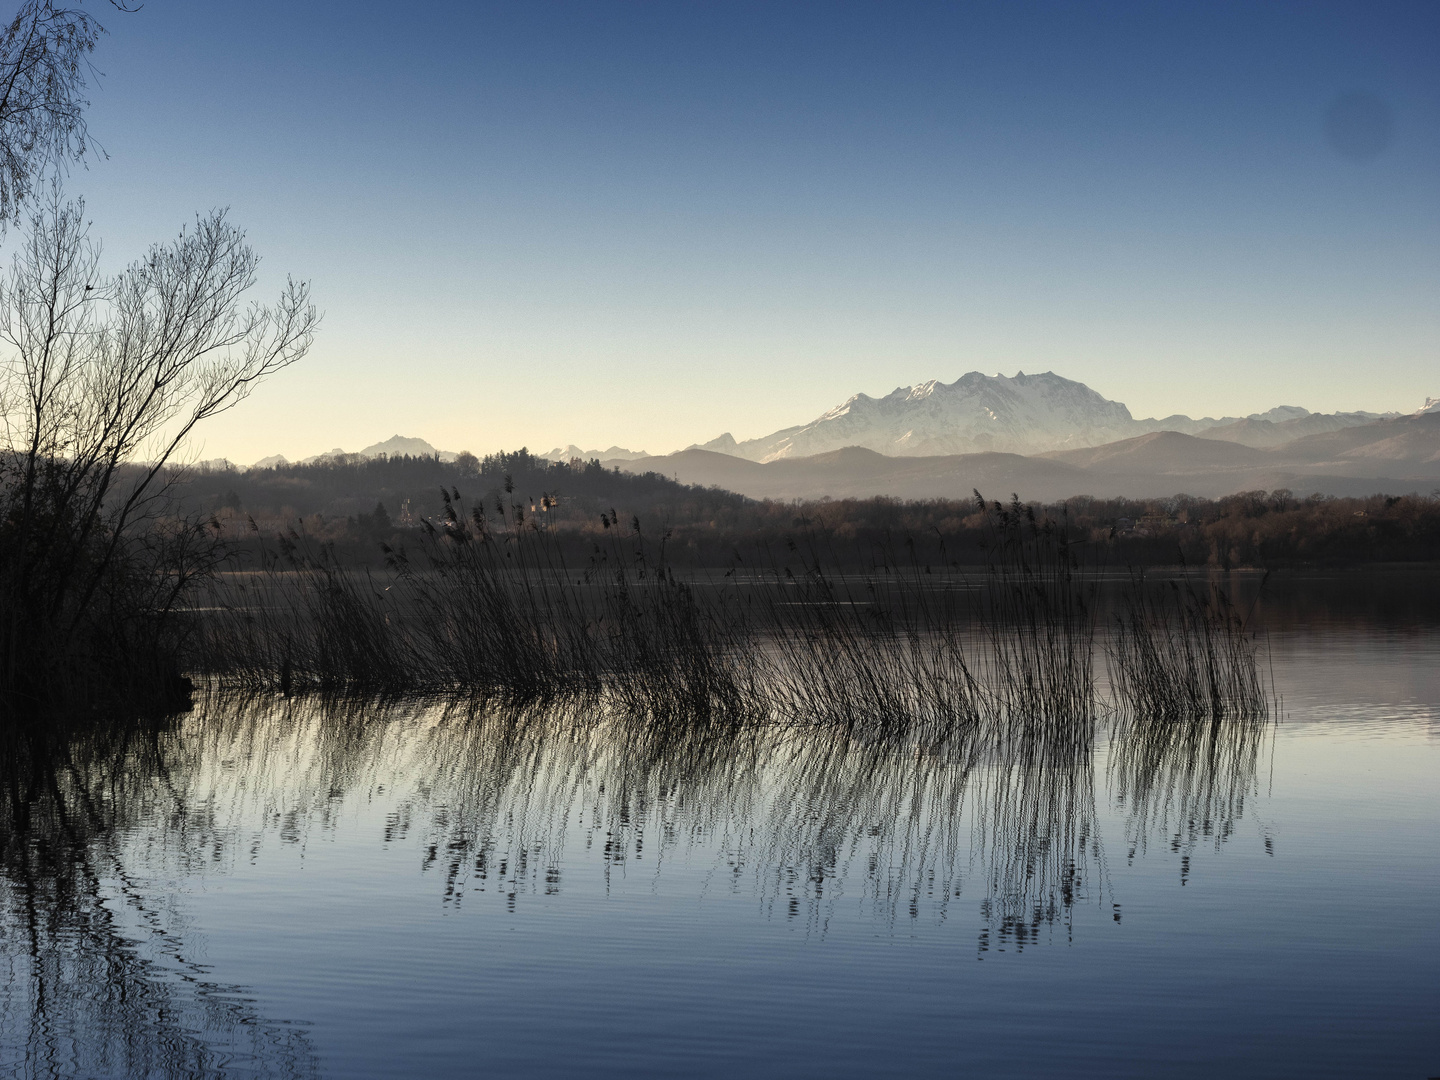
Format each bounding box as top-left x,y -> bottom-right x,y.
0,192 -> 317,709
0,1 -> 134,225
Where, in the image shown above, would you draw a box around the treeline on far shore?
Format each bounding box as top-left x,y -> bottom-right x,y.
179,449 -> 1440,569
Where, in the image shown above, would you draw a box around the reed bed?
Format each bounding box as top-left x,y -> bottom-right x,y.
1106,572 -> 1272,724
192,491 -> 1270,739
751,540 -> 986,746
1100,569 -> 1276,881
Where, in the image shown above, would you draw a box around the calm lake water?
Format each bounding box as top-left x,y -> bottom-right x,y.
3,570 -> 1438,1078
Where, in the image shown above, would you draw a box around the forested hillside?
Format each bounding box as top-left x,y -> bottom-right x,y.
174,453 -> 1440,568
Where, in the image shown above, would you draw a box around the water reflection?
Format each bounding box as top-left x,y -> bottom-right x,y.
1108,705 -> 1274,885
1,691 -> 1280,1065
973,711 -> 1101,952
0,721 -> 317,1078
167,693 -> 1269,941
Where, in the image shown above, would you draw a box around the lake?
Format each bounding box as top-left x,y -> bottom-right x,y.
3,570 -> 1438,1078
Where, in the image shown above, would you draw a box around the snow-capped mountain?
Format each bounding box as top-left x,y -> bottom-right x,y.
356,435 -> 458,462
540,444 -> 650,462
688,371 -> 1399,461
252,435 -> 457,469
692,371 -> 1134,461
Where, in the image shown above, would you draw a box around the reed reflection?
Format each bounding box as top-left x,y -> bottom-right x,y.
0,719 -> 317,1079
1106,575 -> 1277,883
166,693 -> 1109,952
1,640 -> 1277,1074
1108,708 -> 1275,882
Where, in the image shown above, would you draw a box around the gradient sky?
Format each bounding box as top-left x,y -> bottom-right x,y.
67,1 -> 1440,464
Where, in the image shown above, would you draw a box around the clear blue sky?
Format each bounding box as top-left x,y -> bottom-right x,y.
71,1 -> 1440,463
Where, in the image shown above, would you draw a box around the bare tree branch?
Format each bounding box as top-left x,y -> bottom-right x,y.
0,1 -> 118,225
0,194 -> 319,702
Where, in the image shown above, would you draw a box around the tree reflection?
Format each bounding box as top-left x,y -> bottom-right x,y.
0,719 -> 317,1078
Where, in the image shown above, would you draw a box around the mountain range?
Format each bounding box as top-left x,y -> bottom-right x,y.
539,444 -> 651,463
606,411 -> 1440,502
250,435 -> 459,469
684,371 -> 1401,461
228,372 -> 1437,502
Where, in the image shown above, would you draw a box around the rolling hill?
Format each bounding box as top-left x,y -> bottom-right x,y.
612,413 -> 1440,502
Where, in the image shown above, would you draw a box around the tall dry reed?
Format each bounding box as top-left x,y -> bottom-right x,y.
193,492 -> 1268,741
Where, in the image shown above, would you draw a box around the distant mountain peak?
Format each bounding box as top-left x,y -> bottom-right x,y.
1245,405 -> 1308,422
358,435 -> 456,461
271,435 -> 459,467
707,370 -> 1138,462
687,432 -> 740,454
689,370 -> 1406,461
539,444 -> 649,462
